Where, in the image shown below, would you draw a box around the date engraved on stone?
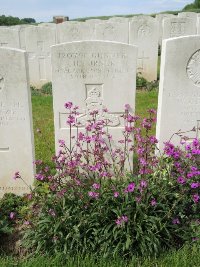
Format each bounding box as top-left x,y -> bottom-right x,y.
186,50 -> 200,87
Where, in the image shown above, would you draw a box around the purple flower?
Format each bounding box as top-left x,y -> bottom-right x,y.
151,198 -> 157,206
126,182 -> 135,193
58,139 -> 65,147
13,171 -> 21,180
140,180 -> 148,188
124,104 -> 131,111
9,212 -> 15,220
24,221 -> 30,225
191,183 -> 199,189
192,194 -> 200,203
115,215 -> 128,226
92,183 -> 100,190
88,191 -> 99,199
64,101 -> 73,109
35,173 -> 45,181
114,192 -> 119,198
67,115 -> 75,125
48,209 -> 56,217
172,218 -> 180,225
177,176 -> 185,184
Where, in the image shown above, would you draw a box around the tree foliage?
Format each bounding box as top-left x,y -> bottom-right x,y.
0,15 -> 35,26
183,0 -> 200,10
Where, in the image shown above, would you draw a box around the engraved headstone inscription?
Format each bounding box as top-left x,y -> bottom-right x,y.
155,14 -> 175,46
0,47 -> 35,197
156,36 -> 200,150
57,22 -> 95,43
129,17 -> 159,81
52,41 -> 137,156
25,26 -> 56,87
0,28 -> 20,48
95,22 -> 129,43
162,18 -> 196,40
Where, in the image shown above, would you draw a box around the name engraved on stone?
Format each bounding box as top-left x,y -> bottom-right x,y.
170,22 -> 185,37
56,52 -> 129,79
186,49 -> 200,87
0,101 -> 25,126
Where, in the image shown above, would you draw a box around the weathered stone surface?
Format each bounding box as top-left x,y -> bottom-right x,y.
51,41 -> 137,153
57,22 -> 95,43
25,26 -> 56,87
155,14 -> 176,45
156,36 -> 200,150
162,17 -> 197,40
129,17 -> 159,81
0,47 -> 35,196
95,22 -> 129,43
0,28 -> 20,48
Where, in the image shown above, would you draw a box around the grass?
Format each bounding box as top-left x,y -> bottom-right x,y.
0,244 -> 199,266
32,89 -> 159,164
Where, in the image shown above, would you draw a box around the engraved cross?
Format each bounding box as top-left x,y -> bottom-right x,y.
137,51 -> 149,72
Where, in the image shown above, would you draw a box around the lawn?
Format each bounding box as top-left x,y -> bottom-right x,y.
0,245 -> 199,267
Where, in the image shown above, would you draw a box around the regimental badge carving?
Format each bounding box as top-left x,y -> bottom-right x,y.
186,50 -> 200,87
0,75 -> 4,91
69,26 -> 80,39
103,24 -> 115,37
170,22 -> 185,37
77,84 -> 120,127
137,24 -> 151,38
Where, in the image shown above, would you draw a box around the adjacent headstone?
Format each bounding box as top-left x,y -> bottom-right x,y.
52,41 -> 137,153
162,17 -> 197,40
0,47 -> 35,196
11,25 -> 35,50
86,19 -> 103,24
178,12 -> 198,20
25,26 -> 56,87
0,28 -> 20,48
156,36 -> 200,150
129,17 -> 159,81
57,22 -> 95,43
95,22 -> 129,43
109,17 -> 129,23
155,14 -> 176,45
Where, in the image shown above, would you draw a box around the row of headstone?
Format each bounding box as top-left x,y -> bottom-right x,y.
0,35 -> 199,196
0,12 -> 199,86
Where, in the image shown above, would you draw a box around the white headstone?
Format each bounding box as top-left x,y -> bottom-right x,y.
52,41 -> 137,153
95,22 -> 129,43
155,14 -> 176,45
11,25 -> 35,50
0,47 -> 35,196
156,36 -> 200,150
108,17 -> 129,23
129,17 -> 159,81
57,22 -> 95,43
25,26 -> 56,87
162,17 -> 197,40
0,28 -> 20,48
178,12 -> 198,20
86,19 -> 103,24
